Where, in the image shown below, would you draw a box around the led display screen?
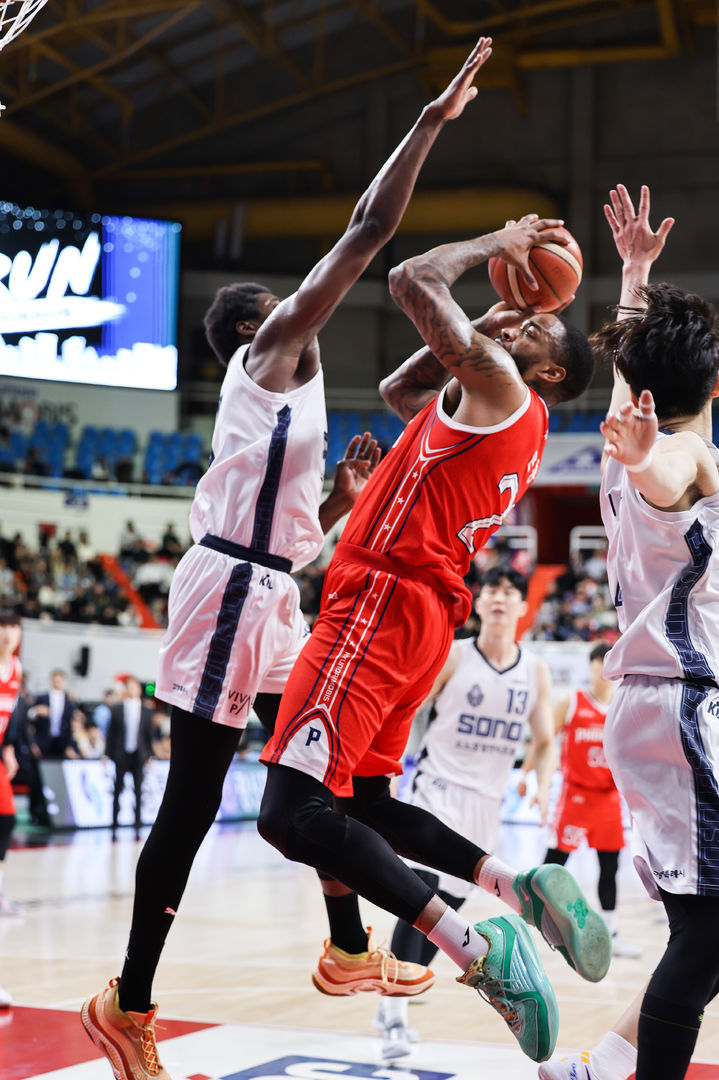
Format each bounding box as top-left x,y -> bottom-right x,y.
0,202 -> 181,390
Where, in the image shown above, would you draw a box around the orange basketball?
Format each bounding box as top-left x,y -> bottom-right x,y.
488,225 -> 583,312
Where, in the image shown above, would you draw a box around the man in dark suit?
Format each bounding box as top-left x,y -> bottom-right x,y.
106,676 -> 154,835
27,668 -> 76,759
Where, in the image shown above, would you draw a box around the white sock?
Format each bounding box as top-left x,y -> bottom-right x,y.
590,1031 -> 637,1080
475,856 -> 521,914
426,907 -> 489,971
382,997 -> 408,1028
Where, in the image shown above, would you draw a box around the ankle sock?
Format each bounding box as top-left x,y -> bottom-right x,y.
426,906 -> 489,971
476,856 -> 521,914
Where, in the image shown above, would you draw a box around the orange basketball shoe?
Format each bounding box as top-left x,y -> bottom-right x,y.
312,929 -> 434,996
81,977 -> 170,1079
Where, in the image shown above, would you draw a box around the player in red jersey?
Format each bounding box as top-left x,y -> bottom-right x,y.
0,610 -> 22,1008
259,217 -> 605,1063
524,643 -> 641,959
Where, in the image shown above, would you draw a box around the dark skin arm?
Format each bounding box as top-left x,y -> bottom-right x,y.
386,215 -> 569,427
245,37 -> 494,393
380,302 -> 527,422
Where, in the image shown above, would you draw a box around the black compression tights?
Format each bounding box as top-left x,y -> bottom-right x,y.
258,765 -> 485,925
118,706 -> 241,1014
389,869 -> 465,967
636,889 -> 719,1080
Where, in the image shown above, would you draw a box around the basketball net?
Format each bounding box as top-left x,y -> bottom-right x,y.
0,0 -> 51,114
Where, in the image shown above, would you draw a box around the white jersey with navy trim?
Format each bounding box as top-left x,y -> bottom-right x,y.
189,343 -> 327,573
600,433 -> 719,683
416,637 -> 538,801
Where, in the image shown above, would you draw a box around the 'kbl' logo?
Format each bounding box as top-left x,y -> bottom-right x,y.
219,1055 -> 455,1080
306,726 -> 322,747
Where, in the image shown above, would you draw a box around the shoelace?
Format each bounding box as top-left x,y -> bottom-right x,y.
473,974 -> 521,1033
139,1016 -> 164,1076
369,941 -> 401,986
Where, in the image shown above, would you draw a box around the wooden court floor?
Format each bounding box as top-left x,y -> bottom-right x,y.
2,818 -> 718,1080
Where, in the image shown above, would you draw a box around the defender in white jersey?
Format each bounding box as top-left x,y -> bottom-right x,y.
82,39 -> 500,1080
378,567 -> 554,1061
540,184 -> 719,1080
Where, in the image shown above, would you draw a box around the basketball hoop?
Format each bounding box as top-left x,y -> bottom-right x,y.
0,0 -> 51,114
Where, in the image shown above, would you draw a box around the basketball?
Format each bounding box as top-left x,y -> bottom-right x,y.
488,225 -> 583,312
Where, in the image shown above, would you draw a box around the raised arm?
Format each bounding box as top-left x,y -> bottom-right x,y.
380,302 -> 526,422
247,38 -> 493,392
387,215 -> 568,427
603,185 -> 674,417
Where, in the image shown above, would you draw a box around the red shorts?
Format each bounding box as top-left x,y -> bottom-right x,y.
0,763 -> 16,815
261,560 -> 455,796
550,782 -> 624,852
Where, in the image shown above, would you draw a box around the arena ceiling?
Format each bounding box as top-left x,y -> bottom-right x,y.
0,0 -> 715,254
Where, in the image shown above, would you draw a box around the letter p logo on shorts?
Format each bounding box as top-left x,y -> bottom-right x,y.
306,726 -> 321,747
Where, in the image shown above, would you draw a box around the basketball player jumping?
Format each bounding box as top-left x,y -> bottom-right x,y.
82,37 -> 498,1080
540,187 -> 719,1080
259,214 -> 606,1065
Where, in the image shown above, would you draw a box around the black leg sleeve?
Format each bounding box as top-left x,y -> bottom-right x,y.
118,706 -> 241,1014
337,775 -> 485,884
259,764 -> 434,925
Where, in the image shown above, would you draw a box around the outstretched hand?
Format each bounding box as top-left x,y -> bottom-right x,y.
600,389 -> 658,467
331,432 -> 381,503
604,184 -> 674,268
432,36 -> 493,121
496,214 -> 569,290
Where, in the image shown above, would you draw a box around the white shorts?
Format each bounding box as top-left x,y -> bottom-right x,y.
604,674 -> 719,899
156,543 -> 310,728
405,769 -> 502,899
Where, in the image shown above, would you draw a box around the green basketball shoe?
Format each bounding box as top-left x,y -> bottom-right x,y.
513,864 -> 611,983
457,914 -> 558,1063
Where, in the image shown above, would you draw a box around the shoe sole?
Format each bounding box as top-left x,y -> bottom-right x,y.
81,995 -> 134,1080
530,866 -> 611,983
312,971 -> 434,997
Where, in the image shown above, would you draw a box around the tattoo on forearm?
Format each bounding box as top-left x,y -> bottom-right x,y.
391,260 -> 511,378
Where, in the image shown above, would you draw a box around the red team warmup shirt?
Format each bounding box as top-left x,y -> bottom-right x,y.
551,689 -> 625,852
263,385 -> 548,795
0,655 -> 22,815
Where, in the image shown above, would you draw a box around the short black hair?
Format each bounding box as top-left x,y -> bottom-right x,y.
203,282 -> 272,366
480,566 -> 528,600
589,642 -> 611,663
0,609 -> 20,627
553,318 -> 596,403
592,284 -> 719,419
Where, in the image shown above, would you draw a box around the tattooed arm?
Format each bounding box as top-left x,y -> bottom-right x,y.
387,215 -> 567,427
379,302 -> 527,423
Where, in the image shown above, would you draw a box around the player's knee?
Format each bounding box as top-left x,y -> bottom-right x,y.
258,764 -> 339,859
339,775 -> 392,828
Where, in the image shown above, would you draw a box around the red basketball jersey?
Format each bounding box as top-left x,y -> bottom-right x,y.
559,689 -> 615,791
0,655 -> 21,741
342,386 -> 548,622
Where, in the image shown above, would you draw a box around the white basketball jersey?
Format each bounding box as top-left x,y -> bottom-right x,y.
600,433 -> 719,683
416,637 -> 538,800
189,344 -> 327,573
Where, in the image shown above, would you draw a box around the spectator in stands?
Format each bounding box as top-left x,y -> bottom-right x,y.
76,530 -> 95,565
118,520 -> 146,566
132,553 -> 176,607
57,530 -> 78,565
0,559 -> 16,601
26,669 -> 76,759
91,458 -> 111,482
72,712 -> 105,760
158,524 -> 183,560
